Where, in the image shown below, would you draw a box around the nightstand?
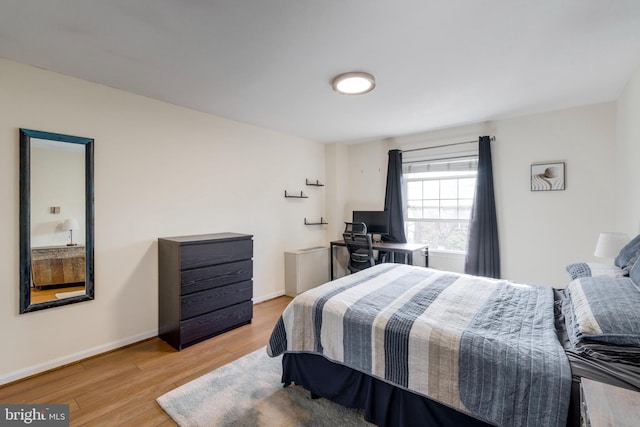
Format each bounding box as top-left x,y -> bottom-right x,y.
580,378 -> 640,427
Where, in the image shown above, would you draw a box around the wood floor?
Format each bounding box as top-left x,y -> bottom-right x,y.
0,296 -> 292,426
30,285 -> 86,304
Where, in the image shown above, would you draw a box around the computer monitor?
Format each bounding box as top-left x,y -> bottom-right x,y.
352,210 -> 389,235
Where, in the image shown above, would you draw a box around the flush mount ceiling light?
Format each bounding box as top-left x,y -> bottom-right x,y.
332,72 -> 376,95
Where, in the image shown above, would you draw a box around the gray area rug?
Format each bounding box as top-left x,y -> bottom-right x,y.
156,347 -> 373,426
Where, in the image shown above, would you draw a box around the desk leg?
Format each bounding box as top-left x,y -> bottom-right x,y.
407,252 -> 413,265
330,243 -> 335,280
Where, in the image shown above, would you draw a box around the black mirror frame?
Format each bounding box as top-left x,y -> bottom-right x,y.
19,128 -> 95,313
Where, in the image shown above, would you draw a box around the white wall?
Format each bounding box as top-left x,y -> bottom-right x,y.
345,140 -> 390,217
324,143 -> 350,241
338,103 -> 618,287
616,66 -> 640,235
0,59 -> 326,384
324,143 -> 351,276
494,103 -> 617,286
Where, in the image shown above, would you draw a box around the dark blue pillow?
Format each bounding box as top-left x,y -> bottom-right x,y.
615,234 -> 640,272
631,257 -> 640,286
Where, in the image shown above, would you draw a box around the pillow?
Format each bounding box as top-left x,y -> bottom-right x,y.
567,276 -> 640,346
565,262 -> 625,280
615,234 -> 640,271
624,252 -> 640,275
631,256 -> 640,286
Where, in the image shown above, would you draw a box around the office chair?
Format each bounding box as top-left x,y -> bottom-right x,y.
343,222 -> 386,274
344,221 -> 367,235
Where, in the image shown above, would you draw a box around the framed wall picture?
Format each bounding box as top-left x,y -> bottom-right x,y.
531,162 -> 565,191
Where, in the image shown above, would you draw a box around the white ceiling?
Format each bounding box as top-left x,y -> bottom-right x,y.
2,1 -> 640,143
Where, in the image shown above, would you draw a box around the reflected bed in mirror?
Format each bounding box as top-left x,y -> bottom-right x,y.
19,128 -> 94,313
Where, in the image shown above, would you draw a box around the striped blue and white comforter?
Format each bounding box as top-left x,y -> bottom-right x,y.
267,263 -> 572,427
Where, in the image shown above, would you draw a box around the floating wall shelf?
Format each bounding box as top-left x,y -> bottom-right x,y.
284,190 -> 308,198
306,179 -> 325,187
304,217 -> 328,225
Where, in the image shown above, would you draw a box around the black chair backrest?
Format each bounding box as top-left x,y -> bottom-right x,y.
343,222 -> 375,273
344,221 -> 367,235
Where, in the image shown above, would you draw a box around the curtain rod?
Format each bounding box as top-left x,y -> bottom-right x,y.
402,136 -> 495,153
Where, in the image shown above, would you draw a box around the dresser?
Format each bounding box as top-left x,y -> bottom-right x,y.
158,233 -> 253,350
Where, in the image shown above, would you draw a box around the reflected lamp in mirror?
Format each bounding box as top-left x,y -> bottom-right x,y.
594,232 -> 629,259
63,218 -> 80,246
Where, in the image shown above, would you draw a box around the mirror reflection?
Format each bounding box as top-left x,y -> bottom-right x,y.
30,139 -> 86,304
20,128 -> 94,313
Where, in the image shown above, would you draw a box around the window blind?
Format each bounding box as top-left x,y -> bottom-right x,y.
402,155 -> 478,174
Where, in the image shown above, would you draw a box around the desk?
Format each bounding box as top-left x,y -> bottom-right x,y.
330,240 -> 428,280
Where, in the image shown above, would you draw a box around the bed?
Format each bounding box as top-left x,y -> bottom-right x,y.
267,260 -> 640,427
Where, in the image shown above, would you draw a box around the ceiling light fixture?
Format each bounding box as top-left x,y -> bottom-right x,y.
332,72 -> 376,95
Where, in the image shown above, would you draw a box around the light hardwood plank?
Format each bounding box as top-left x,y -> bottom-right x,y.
30,285 -> 85,304
0,296 -> 292,426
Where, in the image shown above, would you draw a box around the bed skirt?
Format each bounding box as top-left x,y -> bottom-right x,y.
282,352 -> 492,427
282,352 -> 582,427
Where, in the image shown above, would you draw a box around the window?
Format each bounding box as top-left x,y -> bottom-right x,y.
403,156 -> 477,252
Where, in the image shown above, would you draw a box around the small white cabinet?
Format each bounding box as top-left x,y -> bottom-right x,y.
285,247 -> 329,296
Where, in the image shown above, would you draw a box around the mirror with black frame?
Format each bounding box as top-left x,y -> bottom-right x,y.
19,128 -> 94,313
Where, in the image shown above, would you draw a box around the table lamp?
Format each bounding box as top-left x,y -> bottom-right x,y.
63,218 -> 80,246
594,232 -> 628,259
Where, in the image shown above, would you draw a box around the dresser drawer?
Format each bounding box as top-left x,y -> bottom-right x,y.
181,259 -> 252,295
180,301 -> 253,346
181,280 -> 252,320
180,239 -> 252,270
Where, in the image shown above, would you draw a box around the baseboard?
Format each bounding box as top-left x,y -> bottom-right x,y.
253,290 -> 285,304
0,329 -> 158,386
1,293 -> 287,386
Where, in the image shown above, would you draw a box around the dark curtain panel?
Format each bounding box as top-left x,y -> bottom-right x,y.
465,136 -> 500,278
383,149 -> 407,244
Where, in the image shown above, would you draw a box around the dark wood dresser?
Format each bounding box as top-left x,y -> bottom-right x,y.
158,233 -> 253,350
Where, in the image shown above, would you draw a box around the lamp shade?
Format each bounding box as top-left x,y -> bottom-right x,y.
63,218 -> 80,231
594,232 -> 628,259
